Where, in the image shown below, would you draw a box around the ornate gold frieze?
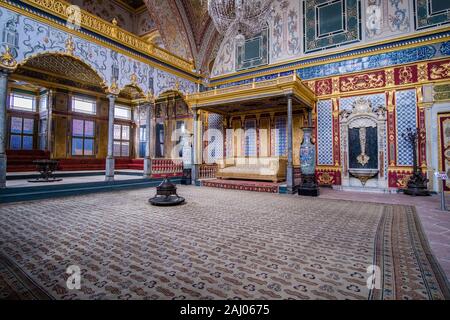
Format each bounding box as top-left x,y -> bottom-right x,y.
385,68 -> 394,87
17,0 -> 195,73
317,172 -> 334,185
340,72 -> 385,92
417,63 -> 428,82
186,75 -> 316,108
398,66 -> 414,84
430,62 -> 450,80
306,81 -> 315,92
332,77 -> 340,94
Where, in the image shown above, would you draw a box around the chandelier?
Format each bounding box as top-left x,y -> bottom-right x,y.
207,0 -> 273,46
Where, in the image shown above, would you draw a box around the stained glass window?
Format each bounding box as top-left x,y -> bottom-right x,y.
72,119 -> 95,156
318,1 -> 344,36
431,0 -> 450,14
244,38 -> 261,61
236,28 -> 269,71
9,117 -> 34,150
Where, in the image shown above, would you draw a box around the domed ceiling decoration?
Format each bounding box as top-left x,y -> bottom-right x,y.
143,0 -> 222,74
69,0 -> 157,36
69,0 -> 222,74
119,0 -> 146,8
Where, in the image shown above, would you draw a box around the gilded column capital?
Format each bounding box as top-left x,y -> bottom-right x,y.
144,91 -> 156,104
105,79 -> 120,96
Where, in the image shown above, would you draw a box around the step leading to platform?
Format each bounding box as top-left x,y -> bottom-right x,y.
0,177 -> 181,204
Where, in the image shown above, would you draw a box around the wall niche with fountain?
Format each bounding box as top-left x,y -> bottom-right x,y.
339,98 -> 388,191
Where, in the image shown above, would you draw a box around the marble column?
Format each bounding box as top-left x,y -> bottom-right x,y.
143,102 -> 153,178
0,70 -> 9,188
286,94 -> 294,194
191,107 -> 199,183
105,94 -> 116,182
46,89 -> 53,154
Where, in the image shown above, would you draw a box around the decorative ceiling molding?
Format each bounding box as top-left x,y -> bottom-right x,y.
142,0 -> 221,73
177,0 -> 211,49
197,24 -> 222,74
116,0 -> 146,11
174,0 -> 199,60
143,0 -> 194,62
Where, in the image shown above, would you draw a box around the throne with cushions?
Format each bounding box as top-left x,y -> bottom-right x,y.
216,157 -> 287,183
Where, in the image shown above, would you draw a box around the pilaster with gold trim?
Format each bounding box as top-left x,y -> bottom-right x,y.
331,98 -> 340,167
416,86 -> 428,170
0,46 -> 17,188
387,90 -> 397,166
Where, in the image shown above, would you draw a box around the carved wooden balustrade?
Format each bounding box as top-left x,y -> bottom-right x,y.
199,164 -> 218,179
151,159 -> 184,178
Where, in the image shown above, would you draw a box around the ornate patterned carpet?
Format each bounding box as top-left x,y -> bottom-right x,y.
0,186 -> 449,300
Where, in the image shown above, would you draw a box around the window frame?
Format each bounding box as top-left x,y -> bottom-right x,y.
114,105 -> 132,120
71,96 -> 97,115
9,92 -> 36,112
9,116 -> 35,150
113,123 -> 131,158
71,118 -> 96,157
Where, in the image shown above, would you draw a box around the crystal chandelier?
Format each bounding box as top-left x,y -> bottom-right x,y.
207,0 -> 273,45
